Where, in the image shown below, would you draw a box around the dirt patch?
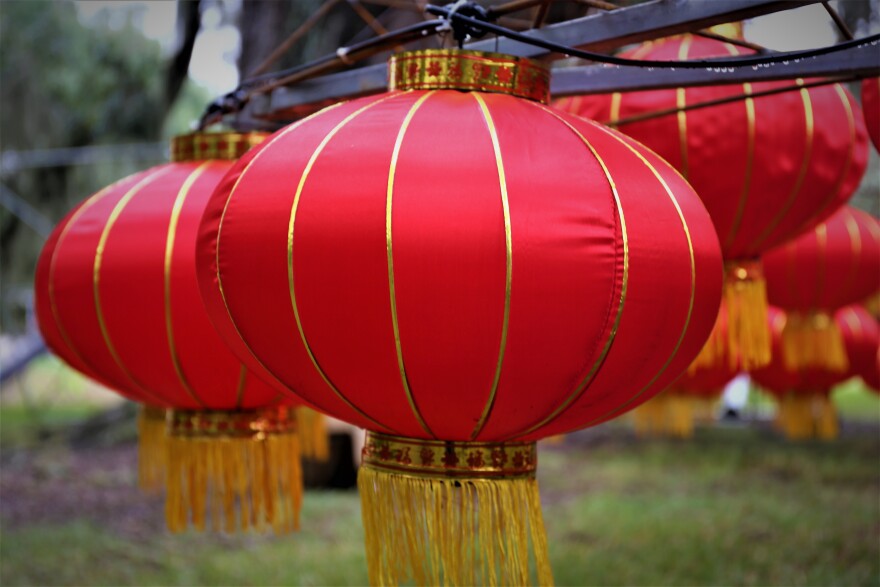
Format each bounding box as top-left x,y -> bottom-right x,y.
0,443 -> 165,539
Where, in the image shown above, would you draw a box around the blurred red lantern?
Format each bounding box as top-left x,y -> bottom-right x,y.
862,77 -> 880,152
34,132 -> 306,533
763,206 -> 880,372
838,305 -> 880,392
557,34 -> 869,372
197,49 -> 722,584
752,305 -> 878,440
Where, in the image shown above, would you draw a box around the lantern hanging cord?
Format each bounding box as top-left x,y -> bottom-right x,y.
425,2 -> 880,70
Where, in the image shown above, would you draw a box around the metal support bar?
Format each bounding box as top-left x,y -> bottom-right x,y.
247,0 -> 820,120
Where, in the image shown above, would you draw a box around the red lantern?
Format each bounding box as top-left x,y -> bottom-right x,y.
762,206 -> 880,372
752,305 -> 878,440
197,49 -> 722,584
862,77 -> 880,152
34,132 -> 306,533
557,34 -> 870,371
838,305 -> 880,392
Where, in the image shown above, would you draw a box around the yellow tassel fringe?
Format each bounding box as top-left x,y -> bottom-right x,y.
775,393 -> 839,441
632,392 -> 713,439
137,406 -> 168,493
165,432 -> 302,533
296,407 -> 330,461
358,467 -> 554,587
781,312 -> 849,372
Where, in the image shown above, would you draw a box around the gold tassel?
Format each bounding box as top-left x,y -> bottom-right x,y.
164,408 -> 302,534
137,405 -> 168,493
781,312 -> 849,372
690,260 -> 771,372
359,432 -> 553,586
815,393 -> 839,441
668,393 -> 695,439
296,407 -> 330,461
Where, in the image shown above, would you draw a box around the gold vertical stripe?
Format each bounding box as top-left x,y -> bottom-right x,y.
469,93 -> 513,440
629,40 -> 657,60
751,79 -> 814,250
814,223 -> 827,312
49,182 -> 120,377
164,162 -> 212,408
215,103 -> 353,411
790,84 -> 855,238
234,364 -> 247,409
675,35 -> 693,181
723,81 -> 756,250
514,104 -> 629,437
609,92 -> 622,126
288,94 -> 401,433
839,208 -> 863,305
385,91 -> 437,438
841,307 -> 862,339
93,166 -> 174,404
581,124 -> 697,427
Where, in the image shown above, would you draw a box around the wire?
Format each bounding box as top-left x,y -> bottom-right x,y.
426,3 -> 880,70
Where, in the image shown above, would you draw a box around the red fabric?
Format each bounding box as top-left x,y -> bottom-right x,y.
672,363 -> 738,398
751,306 -> 878,395
35,160 -> 295,410
197,89 -> 723,442
763,206 -> 880,312
862,78 -> 880,153
556,34 -> 869,259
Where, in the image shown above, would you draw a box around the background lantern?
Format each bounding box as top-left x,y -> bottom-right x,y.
752,305 -> 878,440
862,77 -> 880,152
34,132 -> 307,534
762,206 -> 880,372
197,49 -> 723,585
557,33 -> 870,372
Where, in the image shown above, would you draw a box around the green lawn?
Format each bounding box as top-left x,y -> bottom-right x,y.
2,422 -> 878,587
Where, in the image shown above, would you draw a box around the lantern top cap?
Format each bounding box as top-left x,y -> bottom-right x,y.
170,131 -> 269,163
388,49 -> 550,104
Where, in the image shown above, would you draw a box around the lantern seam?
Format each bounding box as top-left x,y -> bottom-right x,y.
581,124 -> 698,427
234,364 -> 247,409
469,92 -> 513,441
93,166 -> 175,406
512,104 -> 629,438
164,161 -> 213,408
814,223 -> 827,312
839,208 -> 863,308
750,79 -> 814,251
675,35 -> 692,182
385,90 -> 438,439
214,103 -> 360,418
723,79 -> 756,252
287,93 -> 404,433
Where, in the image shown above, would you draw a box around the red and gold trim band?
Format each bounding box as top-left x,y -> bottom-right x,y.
171,132 -> 269,163
362,431 -> 537,479
168,407 -> 296,439
725,258 -> 763,283
388,49 -> 550,104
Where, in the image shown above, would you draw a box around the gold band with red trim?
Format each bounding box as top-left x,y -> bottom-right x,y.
388,49 -> 550,104
171,132 -> 269,163
168,407 -> 296,439
361,431 -> 537,479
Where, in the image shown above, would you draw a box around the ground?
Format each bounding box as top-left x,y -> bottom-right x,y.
1,359 -> 878,586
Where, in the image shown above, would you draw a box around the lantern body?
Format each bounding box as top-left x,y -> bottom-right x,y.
863,77 -> 880,152
197,50 -> 722,585
557,34 -> 869,257
34,133 -> 304,533
837,306 -> 880,392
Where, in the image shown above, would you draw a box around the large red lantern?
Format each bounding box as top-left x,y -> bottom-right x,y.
762,206 -> 880,372
34,132 -> 306,533
557,33 -> 869,372
862,77 -> 880,152
197,49 -> 722,584
752,306 -> 878,440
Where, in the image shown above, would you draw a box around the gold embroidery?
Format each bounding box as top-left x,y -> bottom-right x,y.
168,406 -> 296,438
171,132 -> 268,163
164,162 -> 213,408
361,431 -> 537,479
469,93 -> 513,440
388,49 -> 550,103
386,91 -> 437,438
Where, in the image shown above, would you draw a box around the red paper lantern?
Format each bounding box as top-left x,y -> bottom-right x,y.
197,49 -> 722,584
752,305 -> 877,439
34,132 -> 305,533
762,206 -> 880,372
557,33 -> 869,371
862,77 -> 880,152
